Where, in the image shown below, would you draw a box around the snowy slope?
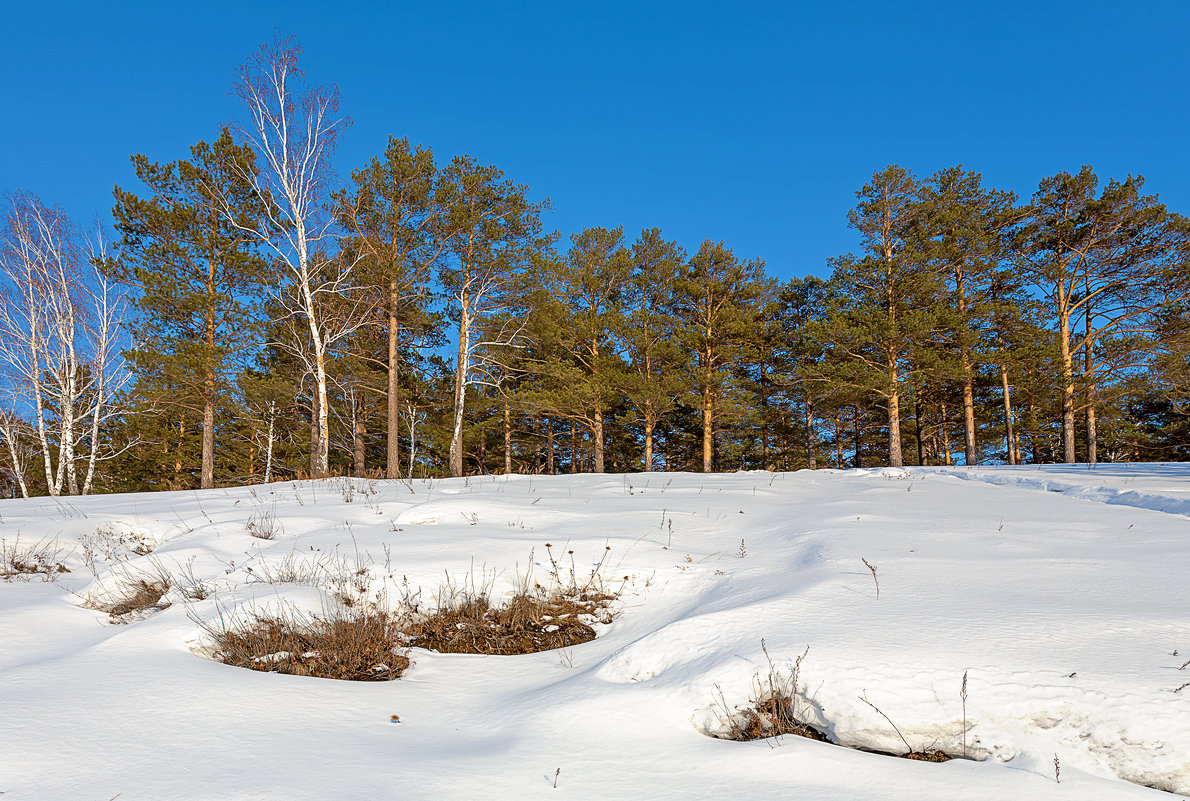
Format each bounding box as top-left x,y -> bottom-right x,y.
1,466 -> 1187,800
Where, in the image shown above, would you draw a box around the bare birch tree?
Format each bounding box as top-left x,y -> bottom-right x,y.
439,156 -> 551,477
0,193 -> 129,496
215,35 -> 357,478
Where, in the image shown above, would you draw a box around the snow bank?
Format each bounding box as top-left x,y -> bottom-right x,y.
1,468 -> 1186,799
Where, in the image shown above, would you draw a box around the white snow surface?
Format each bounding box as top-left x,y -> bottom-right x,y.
2,464 -> 1188,799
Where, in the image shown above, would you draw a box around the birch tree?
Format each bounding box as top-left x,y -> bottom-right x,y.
0,193 -> 129,496
217,35 -> 356,478
438,156 -> 550,477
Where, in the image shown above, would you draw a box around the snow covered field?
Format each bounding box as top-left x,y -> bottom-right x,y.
2,464 -> 1187,800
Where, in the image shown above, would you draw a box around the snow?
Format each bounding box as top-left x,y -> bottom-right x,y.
1,465 -> 1187,799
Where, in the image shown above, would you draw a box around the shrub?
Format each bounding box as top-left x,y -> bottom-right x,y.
245,507 -> 281,540
405,586 -> 615,656
1,536 -> 68,580
206,606 -> 410,681
88,575 -> 172,619
711,642 -> 828,742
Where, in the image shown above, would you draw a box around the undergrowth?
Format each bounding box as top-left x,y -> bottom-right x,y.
203,606 -> 410,681
405,545 -> 618,655
1,536 -> 69,580
711,642 -> 828,742
87,565 -> 173,619
405,586 -> 615,655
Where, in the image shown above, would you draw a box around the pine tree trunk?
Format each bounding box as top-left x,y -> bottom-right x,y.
853,406 -> 862,469
353,390 -> 366,478
593,408 -> 605,473
546,417 -> 555,474
834,414 -> 844,469
805,398 -> 816,470
702,387 -> 714,473
999,364 -> 1017,465
532,416 -> 542,474
1027,403 -> 1040,464
202,376 -> 215,489
887,390 -> 903,468
504,403 -> 512,474
940,403 -> 953,466
1057,292 -> 1076,463
644,412 -> 654,472
962,371 -> 977,466
387,280 -> 401,479
175,417 -> 185,477
570,425 -> 578,473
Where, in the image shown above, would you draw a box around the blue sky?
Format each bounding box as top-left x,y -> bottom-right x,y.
3,1 -> 1188,280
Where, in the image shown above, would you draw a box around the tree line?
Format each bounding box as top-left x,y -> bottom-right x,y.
2,37 -> 1188,497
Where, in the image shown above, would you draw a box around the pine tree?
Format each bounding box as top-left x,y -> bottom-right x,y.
620,228 -> 685,470
1015,167 -> 1187,462
916,166 -> 1016,464
674,240 -> 766,473
339,137 -> 448,478
812,166 -> 940,468
106,130 -> 268,489
532,226 -> 631,473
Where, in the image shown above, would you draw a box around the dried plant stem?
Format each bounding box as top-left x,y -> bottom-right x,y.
859,692 -> 913,755
861,558 -> 879,599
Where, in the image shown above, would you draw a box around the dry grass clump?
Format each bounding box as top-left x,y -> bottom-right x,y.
712,642 -> 828,742
1,536 -> 69,580
206,607 -> 410,681
245,507 -> 282,540
899,750 -> 953,762
406,587 -> 616,656
89,575 -> 172,619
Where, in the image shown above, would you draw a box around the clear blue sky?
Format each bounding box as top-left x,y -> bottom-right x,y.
3,1 -> 1188,280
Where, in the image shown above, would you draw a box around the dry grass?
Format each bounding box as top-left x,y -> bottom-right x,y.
246,507 -> 282,540
206,606 -> 410,681
712,642 -> 829,742
1,536 -> 69,580
406,587 -> 615,656
88,576 -> 172,618
900,750 -> 953,762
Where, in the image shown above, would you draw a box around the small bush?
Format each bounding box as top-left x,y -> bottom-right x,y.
406,587 -> 615,655
712,642 -> 828,742
246,507 -> 281,540
82,524 -> 155,563
89,575 -> 172,619
207,606 -> 410,681
1,536 -> 69,580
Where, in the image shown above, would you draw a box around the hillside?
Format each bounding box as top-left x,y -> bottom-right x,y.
2,465 -> 1187,799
